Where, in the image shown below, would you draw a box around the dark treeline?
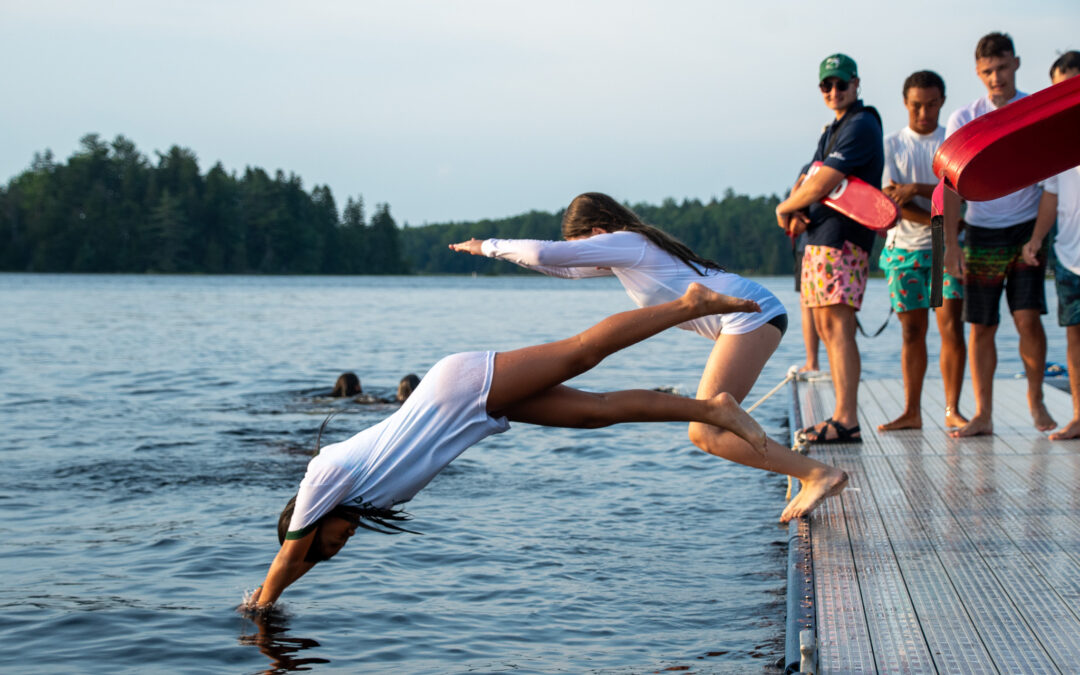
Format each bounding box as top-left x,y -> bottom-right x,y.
399,190 -> 793,276
1,135 -> 796,275
0,134 -> 406,274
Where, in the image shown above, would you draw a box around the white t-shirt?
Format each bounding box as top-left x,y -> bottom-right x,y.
1044,167 -> 1080,275
882,126 -> 944,250
481,231 -> 786,339
945,92 -> 1041,228
286,351 -> 510,537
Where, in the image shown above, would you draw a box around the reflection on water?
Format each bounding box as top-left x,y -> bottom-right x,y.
240,613 -> 330,674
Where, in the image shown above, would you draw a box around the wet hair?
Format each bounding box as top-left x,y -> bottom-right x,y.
396,373 -> 420,402
975,32 -> 1015,60
1050,51 -> 1080,79
561,193 -> 723,275
331,372 -> 361,397
902,70 -> 945,99
274,415 -> 422,563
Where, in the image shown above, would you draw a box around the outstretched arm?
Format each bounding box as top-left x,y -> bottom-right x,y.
449,237 -> 622,278
246,533 -> 318,612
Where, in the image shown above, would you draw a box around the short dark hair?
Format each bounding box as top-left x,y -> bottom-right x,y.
976,32 -> 1015,60
1050,50 -> 1080,79
903,70 -> 946,99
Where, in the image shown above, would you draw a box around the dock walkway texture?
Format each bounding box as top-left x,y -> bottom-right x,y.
785,375 -> 1080,675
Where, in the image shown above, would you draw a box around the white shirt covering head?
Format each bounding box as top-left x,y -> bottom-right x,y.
480,231 -> 786,340
882,126 -> 945,250
945,92 -> 1042,228
286,351 -> 510,538
1044,167 -> 1080,275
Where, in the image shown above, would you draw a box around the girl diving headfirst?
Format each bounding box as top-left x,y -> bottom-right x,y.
246,284 -> 776,612
450,192 -> 848,521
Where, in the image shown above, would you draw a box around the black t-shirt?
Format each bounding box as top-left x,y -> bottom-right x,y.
806,100 -> 884,255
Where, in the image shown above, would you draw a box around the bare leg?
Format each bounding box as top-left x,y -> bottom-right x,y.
501,385 -> 765,454
803,304 -> 861,437
487,283 -> 759,412
686,325 -> 848,522
936,298 -> 969,428
951,322 -> 996,437
879,309 -> 927,431
1014,308 -> 1056,431
1050,325 -> 1080,440
800,303 -> 820,373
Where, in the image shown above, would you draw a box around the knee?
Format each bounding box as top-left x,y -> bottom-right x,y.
900,322 -> 926,344
1013,312 -> 1045,337
688,421 -> 713,450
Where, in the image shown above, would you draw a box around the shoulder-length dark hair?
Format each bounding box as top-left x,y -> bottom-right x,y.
561,192 -> 723,275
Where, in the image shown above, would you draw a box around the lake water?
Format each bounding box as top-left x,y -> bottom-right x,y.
0,273 -> 1064,674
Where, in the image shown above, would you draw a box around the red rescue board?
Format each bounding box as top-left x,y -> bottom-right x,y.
932,74 -> 1080,201
809,161 -> 899,231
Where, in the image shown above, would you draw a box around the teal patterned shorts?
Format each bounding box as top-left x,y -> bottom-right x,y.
1055,259 -> 1080,327
878,246 -> 962,313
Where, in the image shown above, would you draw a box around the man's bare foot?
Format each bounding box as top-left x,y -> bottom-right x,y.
877,411 -> 921,431
948,415 -> 993,438
798,363 -> 819,374
1049,417 -> 1080,440
708,392 -> 767,455
1030,398 -> 1056,432
683,282 -> 760,317
780,467 -> 849,522
944,406 -> 969,429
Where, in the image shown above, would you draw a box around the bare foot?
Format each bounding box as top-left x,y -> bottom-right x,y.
1049,417 -> 1080,440
877,411 -> 922,431
948,415 -> 993,438
1030,398 -> 1056,432
707,392 -> 767,456
780,468 -> 849,522
798,363 -> 819,374
944,406 -> 969,429
683,282 -> 760,317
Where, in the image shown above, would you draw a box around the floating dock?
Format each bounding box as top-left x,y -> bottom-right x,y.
785,375 -> 1080,674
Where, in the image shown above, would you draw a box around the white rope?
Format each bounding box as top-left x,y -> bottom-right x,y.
746,365 -> 798,414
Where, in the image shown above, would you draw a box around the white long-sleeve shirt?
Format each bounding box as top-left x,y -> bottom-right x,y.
481,231 -> 786,339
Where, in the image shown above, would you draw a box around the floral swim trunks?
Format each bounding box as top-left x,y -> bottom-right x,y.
878,246 -> 963,313
801,242 -> 869,309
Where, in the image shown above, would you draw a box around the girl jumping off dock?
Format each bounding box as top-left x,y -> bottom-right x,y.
450,192 -> 848,520
248,284 -> 780,612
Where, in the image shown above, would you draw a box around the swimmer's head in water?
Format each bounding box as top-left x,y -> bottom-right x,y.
562,193 -> 723,275
331,372 -> 361,397
277,496 -> 359,562
277,497 -> 420,562
396,373 -> 420,402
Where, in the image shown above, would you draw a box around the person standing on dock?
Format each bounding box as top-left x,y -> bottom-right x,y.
775,53 -> 884,443
1021,51 -> 1080,440
877,71 -> 969,432
943,32 -> 1055,437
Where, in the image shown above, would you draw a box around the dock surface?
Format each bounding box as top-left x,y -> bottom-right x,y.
789,376 -> 1080,674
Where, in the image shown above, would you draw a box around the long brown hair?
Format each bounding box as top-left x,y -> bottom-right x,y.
561,192 -> 723,275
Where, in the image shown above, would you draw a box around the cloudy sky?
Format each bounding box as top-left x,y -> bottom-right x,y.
2,1 -> 1077,225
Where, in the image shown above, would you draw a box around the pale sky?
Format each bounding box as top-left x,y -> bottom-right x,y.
2,1 -> 1077,225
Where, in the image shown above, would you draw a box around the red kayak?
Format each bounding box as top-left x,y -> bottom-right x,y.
933,74 -> 1080,201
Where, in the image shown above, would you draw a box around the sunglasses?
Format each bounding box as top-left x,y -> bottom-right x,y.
819,79 -> 851,93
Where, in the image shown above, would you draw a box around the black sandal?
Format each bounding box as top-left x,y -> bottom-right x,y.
801,417 -> 862,444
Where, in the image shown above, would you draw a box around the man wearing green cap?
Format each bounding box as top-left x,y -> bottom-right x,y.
775,53 -> 884,444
